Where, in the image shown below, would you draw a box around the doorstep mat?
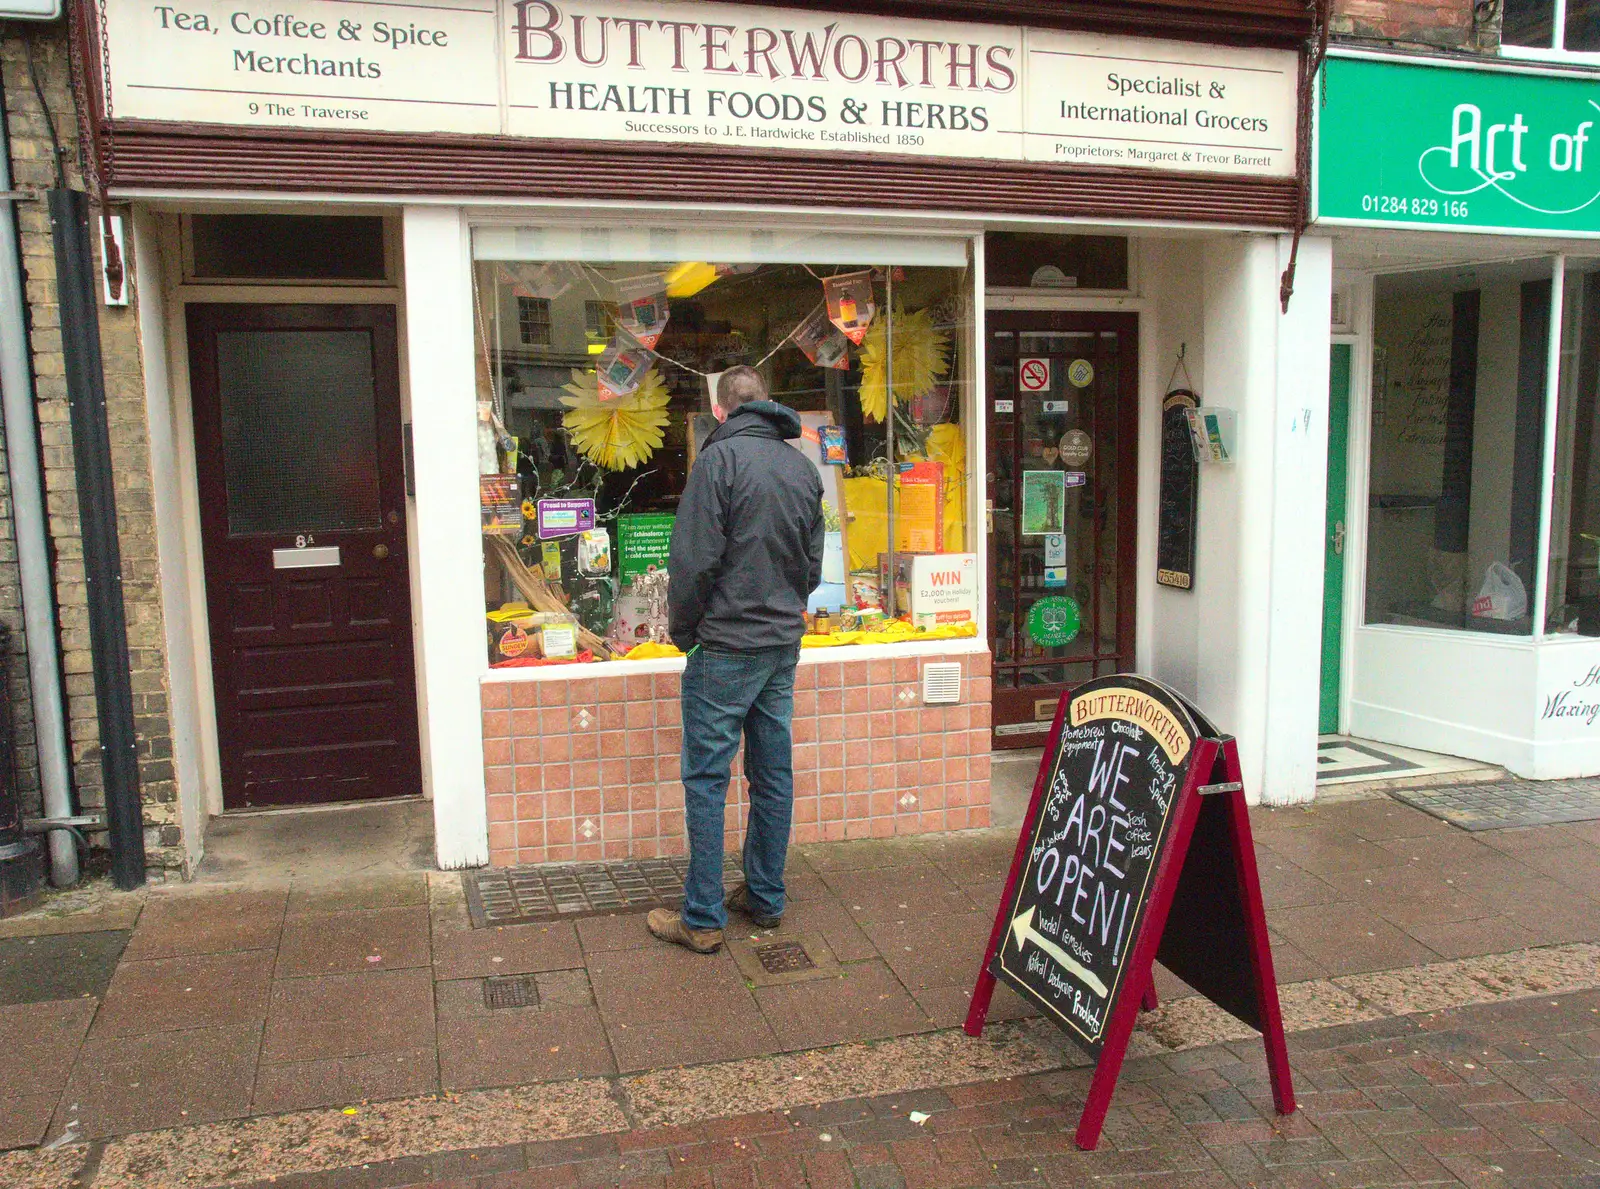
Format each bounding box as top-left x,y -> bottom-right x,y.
1316,739 -> 1424,783
464,855 -> 743,927
1393,776 -> 1600,831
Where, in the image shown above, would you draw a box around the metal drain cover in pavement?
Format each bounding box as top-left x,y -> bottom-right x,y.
483,974 -> 540,1010
728,931 -> 841,987
1393,777 -> 1600,830
753,939 -> 815,975
464,855 -> 743,926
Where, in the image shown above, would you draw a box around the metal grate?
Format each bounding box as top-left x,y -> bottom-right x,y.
753,939 -> 816,975
483,974 -> 540,1010
464,855 -> 744,927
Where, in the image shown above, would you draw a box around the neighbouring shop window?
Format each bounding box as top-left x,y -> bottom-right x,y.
1546,261 -> 1600,633
984,233 -> 1128,291
1503,0 -> 1600,52
188,214 -> 388,282
1366,260 -> 1555,636
471,229 -> 975,668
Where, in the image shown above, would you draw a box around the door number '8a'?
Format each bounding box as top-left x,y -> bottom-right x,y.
295,535 -> 315,548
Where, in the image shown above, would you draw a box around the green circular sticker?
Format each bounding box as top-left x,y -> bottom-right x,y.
1067,358 -> 1094,388
1027,596 -> 1081,647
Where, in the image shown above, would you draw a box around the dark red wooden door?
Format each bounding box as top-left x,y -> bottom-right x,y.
188,303 -> 421,809
986,312 -> 1139,749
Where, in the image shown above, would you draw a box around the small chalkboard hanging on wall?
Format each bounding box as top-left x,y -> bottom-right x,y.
1157,388 -> 1200,590
965,674 -> 1295,1151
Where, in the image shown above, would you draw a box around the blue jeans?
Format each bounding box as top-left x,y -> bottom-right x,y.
679,643 -> 800,931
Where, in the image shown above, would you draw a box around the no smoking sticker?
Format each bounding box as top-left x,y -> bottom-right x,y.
1019,358 -> 1051,392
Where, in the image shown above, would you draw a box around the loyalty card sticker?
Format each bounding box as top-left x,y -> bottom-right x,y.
824,270 -> 876,345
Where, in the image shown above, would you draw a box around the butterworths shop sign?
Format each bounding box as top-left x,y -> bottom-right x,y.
104,0 -> 1296,176
1317,52 -> 1600,234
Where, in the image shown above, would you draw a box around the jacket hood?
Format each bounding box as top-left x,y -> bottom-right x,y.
706,400 -> 803,446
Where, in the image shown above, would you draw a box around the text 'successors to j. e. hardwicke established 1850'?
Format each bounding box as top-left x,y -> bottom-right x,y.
106,0 -> 1296,175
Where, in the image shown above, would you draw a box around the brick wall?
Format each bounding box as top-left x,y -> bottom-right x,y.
1,26 -> 183,875
482,651 -> 994,866
1331,0 -> 1496,52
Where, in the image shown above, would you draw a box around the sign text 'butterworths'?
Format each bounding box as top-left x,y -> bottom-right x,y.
106,0 -> 1296,176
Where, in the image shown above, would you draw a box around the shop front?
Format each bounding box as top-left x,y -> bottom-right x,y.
1315,48 -> 1600,778
83,0 -> 1331,871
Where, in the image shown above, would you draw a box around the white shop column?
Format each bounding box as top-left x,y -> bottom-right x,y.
404,206 -> 490,868
1195,235 -> 1332,806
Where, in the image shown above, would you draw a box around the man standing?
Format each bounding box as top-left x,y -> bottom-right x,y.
649,366 -> 824,953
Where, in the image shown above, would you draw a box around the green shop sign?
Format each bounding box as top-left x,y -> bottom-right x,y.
1317,53 -> 1600,235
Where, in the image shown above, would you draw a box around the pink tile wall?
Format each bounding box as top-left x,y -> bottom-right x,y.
481,651 -> 992,866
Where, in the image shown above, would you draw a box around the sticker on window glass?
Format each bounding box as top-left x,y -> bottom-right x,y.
1028,596 -> 1081,646
1067,358 -> 1095,388
1021,470 -> 1067,536
1059,429 -> 1093,466
1018,357 -> 1051,392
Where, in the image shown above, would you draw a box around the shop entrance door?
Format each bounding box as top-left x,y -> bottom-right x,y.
188,304 -> 421,809
987,313 -> 1138,748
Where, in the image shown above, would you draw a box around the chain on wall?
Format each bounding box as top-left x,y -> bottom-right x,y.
1279,0 -> 1331,314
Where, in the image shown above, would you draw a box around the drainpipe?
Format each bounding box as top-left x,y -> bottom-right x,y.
49,188 -> 143,890
0,82 -> 76,887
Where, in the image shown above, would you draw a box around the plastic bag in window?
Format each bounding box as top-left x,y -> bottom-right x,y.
1470,561 -> 1527,621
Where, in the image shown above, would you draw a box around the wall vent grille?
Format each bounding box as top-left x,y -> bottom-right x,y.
922,662 -> 962,705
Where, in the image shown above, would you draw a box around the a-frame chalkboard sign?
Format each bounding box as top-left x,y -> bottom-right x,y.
965,674 -> 1294,1150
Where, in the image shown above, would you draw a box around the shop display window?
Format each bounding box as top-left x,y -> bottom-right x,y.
470,228 -> 975,669
1365,259 -> 1555,636
1546,261 -> 1600,633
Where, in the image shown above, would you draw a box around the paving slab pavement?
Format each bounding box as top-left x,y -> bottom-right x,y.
0,792 -> 1593,1184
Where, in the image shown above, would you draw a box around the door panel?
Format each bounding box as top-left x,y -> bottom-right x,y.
1320,344 -> 1353,735
987,312 -> 1139,747
189,303 -> 421,809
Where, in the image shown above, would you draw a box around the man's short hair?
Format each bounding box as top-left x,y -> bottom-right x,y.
717,366 -> 768,411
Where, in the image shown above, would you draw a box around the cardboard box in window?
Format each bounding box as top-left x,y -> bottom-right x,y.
881,552 -> 978,630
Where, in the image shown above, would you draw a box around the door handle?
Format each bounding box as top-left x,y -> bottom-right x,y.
1332,520 -> 1346,555
373,543 -> 390,560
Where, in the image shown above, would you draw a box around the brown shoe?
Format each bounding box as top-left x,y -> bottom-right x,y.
725,882 -> 782,929
646,908 -> 723,953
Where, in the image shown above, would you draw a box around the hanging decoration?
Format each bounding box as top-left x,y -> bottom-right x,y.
858,306 -> 950,423
823,270 -> 877,344
561,366 -> 671,471
794,305 -> 851,370
497,261 -> 577,300
664,261 -> 721,297
594,345 -> 653,401
616,275 -> 671,349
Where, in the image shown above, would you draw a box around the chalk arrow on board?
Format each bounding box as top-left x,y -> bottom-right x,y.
1010,906 -> 1110,997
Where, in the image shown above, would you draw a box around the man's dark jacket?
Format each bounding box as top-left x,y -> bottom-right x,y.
668,401 -> 825,652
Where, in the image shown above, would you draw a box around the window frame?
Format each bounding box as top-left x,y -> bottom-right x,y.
1500,0 -> 1600,64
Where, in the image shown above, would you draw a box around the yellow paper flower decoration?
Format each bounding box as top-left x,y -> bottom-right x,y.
858,307 -> 949,423
561,366 -> 671,471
